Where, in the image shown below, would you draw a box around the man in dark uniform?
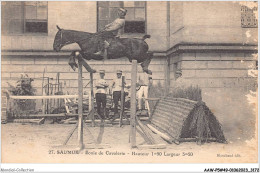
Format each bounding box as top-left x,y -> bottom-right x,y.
95,70 -> 109,119
111,70 -> 125,118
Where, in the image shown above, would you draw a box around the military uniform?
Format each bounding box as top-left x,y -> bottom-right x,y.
137,73 -> 152,110
111,70 -> 126,116
95,70 -> 109,119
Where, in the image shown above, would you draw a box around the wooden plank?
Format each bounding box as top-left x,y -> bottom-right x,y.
145,98 -> 160,101
9,95 -> 89,100
26,113 -> 91,118
119,76 -> 125,127
77,57 -> 84,150
165,97 -> 198,104
136,117 -> 155,144
85,119 -> 115,124
158,100 -> 193,109
130,60 -> 137,148
153,110 -> 184,121
63,122 -> 78,145
158,103 -> 193,113
146,124 -> 174,144
89,72 -> 95,127
159,100 -> 195,110
12,118 -> 45,125
153,108 -> 188,119
136,126 -> 152,145
152,116 -> 172,126
150,119 -> 169,132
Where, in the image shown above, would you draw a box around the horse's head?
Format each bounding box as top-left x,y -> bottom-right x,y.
53,25 -> 64,52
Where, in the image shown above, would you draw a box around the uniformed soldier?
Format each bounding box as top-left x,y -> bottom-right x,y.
111,70 -> 126,117
95,70 -> 109,119
94,8 -> 127,56
137,73 -> 152,111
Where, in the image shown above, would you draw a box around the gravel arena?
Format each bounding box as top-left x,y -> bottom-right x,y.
1,121 -> 257,163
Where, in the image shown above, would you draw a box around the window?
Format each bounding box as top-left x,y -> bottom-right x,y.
2,1 -> 48,35
241,5 -> 258,28
97,1 -> 146,34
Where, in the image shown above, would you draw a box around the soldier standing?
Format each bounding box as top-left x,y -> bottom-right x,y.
137,73 -> 152,111
95,70 -> 109,120
111,70 -> 126,118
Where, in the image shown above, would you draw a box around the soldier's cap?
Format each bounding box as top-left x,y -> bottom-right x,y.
176,70 -> 182,74
119,8 -> 127,13
116,70 -> 122,74
99,70 -> 105,74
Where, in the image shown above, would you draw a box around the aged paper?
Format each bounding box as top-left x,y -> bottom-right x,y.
1,1 -> 259,172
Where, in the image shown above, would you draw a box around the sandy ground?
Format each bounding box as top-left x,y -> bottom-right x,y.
1,122 -> 258,163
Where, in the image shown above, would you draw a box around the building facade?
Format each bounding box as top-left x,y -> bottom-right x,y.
1,1 -> 258,135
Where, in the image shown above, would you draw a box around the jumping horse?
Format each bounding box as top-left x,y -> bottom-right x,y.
53,26 -> 153,74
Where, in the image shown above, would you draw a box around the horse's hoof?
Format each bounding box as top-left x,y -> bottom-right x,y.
72,66 -> 77,71
69,64 -> 75,71
143,69 -> 152,75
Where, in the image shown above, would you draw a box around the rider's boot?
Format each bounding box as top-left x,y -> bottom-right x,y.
93,40 -> 110,59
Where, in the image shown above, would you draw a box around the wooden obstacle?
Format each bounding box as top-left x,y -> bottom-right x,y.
4,56 -> 165,149
12,118 -> 45,125
61,54 -> 109,150
146,96 -> 227,145
118,76 -> 130,127
5,93 -> 89,100
130,60 -> 137,148
129,60 -> 166,149
146,97 -> 198,144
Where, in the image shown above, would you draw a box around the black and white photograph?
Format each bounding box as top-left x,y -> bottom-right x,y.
0,0 -> 258,171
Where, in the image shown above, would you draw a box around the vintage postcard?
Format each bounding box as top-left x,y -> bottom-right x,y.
1,0 -> 259,171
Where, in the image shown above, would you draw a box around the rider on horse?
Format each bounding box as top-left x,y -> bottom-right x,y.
93,8 -> 127,57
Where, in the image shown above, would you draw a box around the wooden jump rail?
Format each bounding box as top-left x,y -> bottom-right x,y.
3,57 -> 165,149
130,60 -> 137,148
5,94 -> 89,100
145,96 -> 227,145
60,53 -> 109,150
129,60 -> 166,149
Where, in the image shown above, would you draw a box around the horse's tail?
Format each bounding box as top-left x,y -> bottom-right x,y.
142,35 -> 151,40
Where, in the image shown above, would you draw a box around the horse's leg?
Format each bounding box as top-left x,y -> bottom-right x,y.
68,51 -> 78,71
76,51 -> 96,73
82,59 -> 96,73
140,52 -> 153,75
